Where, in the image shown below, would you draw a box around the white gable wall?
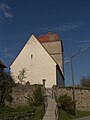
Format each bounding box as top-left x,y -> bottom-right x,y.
10,35 -> 57,88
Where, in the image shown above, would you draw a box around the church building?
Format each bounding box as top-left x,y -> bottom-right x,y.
10,32 -> 64,88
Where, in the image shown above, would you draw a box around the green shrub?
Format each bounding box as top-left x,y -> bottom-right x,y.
26,86 -> 44,106
33,86 -> 44,106
58,94 -> 75,115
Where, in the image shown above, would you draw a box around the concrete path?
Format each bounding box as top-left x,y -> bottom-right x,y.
42,97 -> 57,120
42,88 -> 57,120
74,116 -> 90,120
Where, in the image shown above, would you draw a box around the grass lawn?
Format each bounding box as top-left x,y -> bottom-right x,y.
30,105 -> 44,120
59,109 -> 90,120
0,105 -> 44,120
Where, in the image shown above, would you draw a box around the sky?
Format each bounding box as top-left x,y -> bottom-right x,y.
0,0 -> 90,86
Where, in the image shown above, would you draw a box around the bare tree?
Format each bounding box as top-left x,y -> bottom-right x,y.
17,68 -> 27,84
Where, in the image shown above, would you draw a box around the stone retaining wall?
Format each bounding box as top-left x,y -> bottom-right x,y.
5,83 -> 45,107
53,86 -> 90,111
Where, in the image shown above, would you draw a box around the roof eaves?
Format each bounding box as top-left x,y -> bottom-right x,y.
56,64 -> 64,80
0,60 -> 7,68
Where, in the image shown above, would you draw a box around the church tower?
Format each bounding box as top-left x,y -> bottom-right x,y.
38,32 -> 64,74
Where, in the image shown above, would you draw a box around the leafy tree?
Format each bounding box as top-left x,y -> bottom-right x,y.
0,71 -> 15,106
17,68 -> 27,84
81,76 -> 90,87
57,94 -> 75,115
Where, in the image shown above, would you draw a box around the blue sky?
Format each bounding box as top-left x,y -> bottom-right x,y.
0,0 -> 90,86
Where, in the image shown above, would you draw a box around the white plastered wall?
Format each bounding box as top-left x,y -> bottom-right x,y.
10,35 -> 57,88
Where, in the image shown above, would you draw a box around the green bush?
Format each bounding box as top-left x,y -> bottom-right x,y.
26,86 -> 44,106
33,86 -> 44,106
58,94 -> 75,115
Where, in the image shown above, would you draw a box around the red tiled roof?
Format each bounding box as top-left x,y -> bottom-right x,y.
38,32 -> 60,42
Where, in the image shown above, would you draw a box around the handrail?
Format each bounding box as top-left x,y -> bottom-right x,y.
55,104 -> 58,120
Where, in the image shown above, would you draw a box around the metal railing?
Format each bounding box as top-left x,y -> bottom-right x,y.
55,105 -> 58,120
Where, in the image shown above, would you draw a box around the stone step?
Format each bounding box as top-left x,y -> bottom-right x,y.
46,88 -> 53,98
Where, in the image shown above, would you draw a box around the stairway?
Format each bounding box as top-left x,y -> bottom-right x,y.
42,88 -> 58,120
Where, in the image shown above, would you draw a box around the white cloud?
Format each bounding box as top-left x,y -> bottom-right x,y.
0,3 -> 14,19
53,23 -> 81,32
1,48 -> 14,58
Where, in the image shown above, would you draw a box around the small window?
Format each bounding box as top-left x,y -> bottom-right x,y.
31,54 -> 33,59
42,79 -> 46,86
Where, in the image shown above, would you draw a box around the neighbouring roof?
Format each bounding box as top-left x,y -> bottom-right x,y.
0,60 -> 7,68
38,32 -> 60,42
